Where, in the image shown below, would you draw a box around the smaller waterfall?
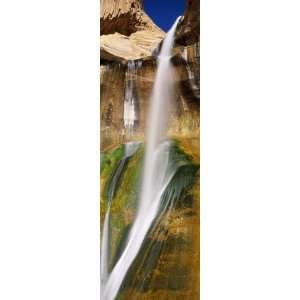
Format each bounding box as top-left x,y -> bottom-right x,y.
123,61 -> 142,133
186,63 -> 199,91
182,47 -> 188,61
101,142 -> 140,288
181,47 -> 199,98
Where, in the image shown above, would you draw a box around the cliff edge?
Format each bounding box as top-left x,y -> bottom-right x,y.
100,0 -> 165,61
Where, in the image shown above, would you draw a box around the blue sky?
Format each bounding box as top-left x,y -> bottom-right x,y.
144,0 -> 185,32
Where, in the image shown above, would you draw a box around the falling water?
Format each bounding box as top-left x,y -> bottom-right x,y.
186,63 -> 199,92
101,142 -> 140,288
182,47 -> 188,61
102,17 -> 182,300
181,46 -> 199,97
123,60 -> 142,133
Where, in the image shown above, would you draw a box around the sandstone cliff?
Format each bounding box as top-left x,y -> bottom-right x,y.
100,0 -> 200,61
100,55 -> 199,148
100,0 -> 200,148
100,0 -> 165,61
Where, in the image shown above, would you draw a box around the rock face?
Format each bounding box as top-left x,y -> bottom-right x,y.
100,0 -> 165,61
101,142 -> 199,300
100,49 -> 199,149
176,0 -> 200,45
100,0 -> 200,148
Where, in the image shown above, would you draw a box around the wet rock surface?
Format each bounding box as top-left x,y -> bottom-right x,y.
100,42 -> 199,150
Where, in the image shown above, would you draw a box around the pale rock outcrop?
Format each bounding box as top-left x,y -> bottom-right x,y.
100,0 -> 165,61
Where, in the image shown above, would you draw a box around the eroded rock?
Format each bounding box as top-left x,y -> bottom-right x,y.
100,0 -> 165,61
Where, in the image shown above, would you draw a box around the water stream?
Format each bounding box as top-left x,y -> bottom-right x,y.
102,17 -> 182,300
101,142 -> 140,287
123,61 -> 142,133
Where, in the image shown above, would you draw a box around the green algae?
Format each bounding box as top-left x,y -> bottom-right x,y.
101,145 -> 125,177
106,146 -> 144,273
101,139 -> 199,300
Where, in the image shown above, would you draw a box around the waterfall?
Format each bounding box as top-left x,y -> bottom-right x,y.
186,63 -> 199,92
101,142 -> 140,288
123,60 -> 142,133
102,17 -> 182,300
181,46 -> 199,97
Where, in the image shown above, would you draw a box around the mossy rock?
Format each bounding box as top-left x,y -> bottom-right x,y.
101,139 -> 200,300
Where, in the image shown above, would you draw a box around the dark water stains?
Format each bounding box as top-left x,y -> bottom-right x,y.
177,194 -> 194,209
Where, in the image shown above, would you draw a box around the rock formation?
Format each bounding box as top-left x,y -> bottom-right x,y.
100,0 -> 200,148
100,0 -> 165,61
100,56 -> 199,148
176,0 -> 200,45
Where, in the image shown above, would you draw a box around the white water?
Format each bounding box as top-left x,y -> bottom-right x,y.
181,46 -> 199,93
123,61 -> 142,132
186,63 -> 199,91
101,142 -> 140,288
102,17 -> 181,300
